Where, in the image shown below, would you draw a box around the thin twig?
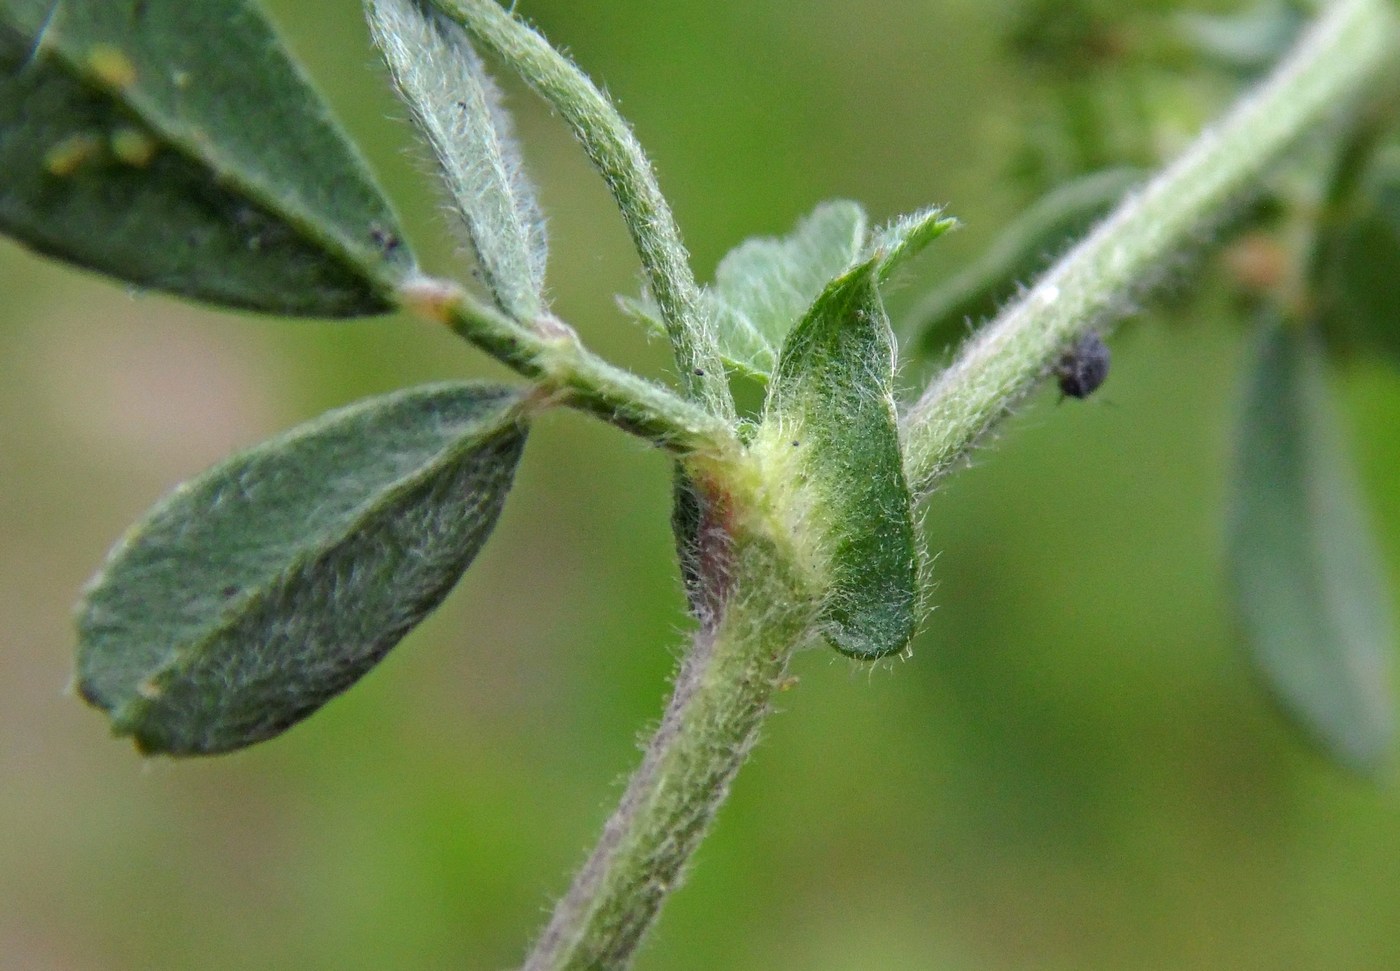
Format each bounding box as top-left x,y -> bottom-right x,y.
902,0 -> 1399,498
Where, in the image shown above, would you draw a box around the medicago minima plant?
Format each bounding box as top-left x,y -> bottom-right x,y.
4,0 -> 1400,966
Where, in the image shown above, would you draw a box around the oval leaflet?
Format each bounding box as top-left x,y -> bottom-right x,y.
76,382 -> 530,756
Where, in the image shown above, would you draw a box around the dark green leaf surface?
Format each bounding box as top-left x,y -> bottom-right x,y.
757,262 -> 919,658
76,383 -> 529,755
1316,150 -> 1400,362
0,0 -> 411,315
1228,320 -> 1395,773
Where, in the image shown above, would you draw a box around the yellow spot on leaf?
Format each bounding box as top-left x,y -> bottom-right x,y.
44,133 -> 101,176
87,45 -> 137,89
111,127 -> 157,167
136,679 -> 163,701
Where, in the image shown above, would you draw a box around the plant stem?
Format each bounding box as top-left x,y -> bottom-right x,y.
902,0 -> 1400,498
398,276 -> 736,458
906,166 -> 1143,354
521,531 -> 818,971
425,0 -> 734,420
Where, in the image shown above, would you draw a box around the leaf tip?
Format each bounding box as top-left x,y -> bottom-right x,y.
73,664 -> 162,753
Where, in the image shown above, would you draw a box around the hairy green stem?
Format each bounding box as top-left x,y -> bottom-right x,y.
522,532 -> 818,971
398,276 -> 735,457
907,166 -> 1143,353
902,0 -> 1400,497
425,0 -> 734,419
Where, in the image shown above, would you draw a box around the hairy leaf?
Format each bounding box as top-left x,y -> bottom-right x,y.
76,383 -> 529,756
865,205 -> 957,283
1227,320 -> 1395,773
690,201 -> 868,380
0,0 -> 410,316
369,0 -> 546,321
755,261 -> 919,658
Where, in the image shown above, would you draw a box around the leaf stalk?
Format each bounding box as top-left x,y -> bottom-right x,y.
398,276 -> 736,458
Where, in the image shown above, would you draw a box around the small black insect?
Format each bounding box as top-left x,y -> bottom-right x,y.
1054,330 -> 1110,399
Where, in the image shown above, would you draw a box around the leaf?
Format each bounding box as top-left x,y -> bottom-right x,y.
754,261 -> 920,658
616,291 -> 666,336
1178,0 -> 1308,76
369,0 -> 547,322
864,206 -> 957,283
1315,149 -> 1400,363
76,382 -> 529,756
909,168 -> 1139,353
1227,319 -> 1395,773
0,0 -> 411,316
699,200 -> 869,380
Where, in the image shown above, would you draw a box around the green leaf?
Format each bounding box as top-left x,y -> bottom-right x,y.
1178,0 -> 1308,76
755,261 -> 920,658
369,0 -> 547,322
909,168 -> 1139,353
700,200 -> 868,380
0,0 -> 411,316
76,382 -> 529,756
864,206 -> 957,283
1227,319 -> 1395,774
1315,149 -> 1400,363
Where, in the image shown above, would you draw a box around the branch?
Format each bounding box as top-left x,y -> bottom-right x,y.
397,276 -> 735,458
901,0 -> 1400,498
509,2 -> 1400,969
425,0 -> 734,419
522,533 -> 816,970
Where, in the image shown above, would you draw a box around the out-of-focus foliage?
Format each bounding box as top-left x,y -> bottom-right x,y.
1177,0 -> 1309,76
911,0 -> 1400,774
907,166 -> 1140,349
1316,144 -> 1400,363
5,1 -> 1400,970
1227,320 -> 1395,773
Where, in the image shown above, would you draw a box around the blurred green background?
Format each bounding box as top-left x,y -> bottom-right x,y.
4,1 -> 1400,968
